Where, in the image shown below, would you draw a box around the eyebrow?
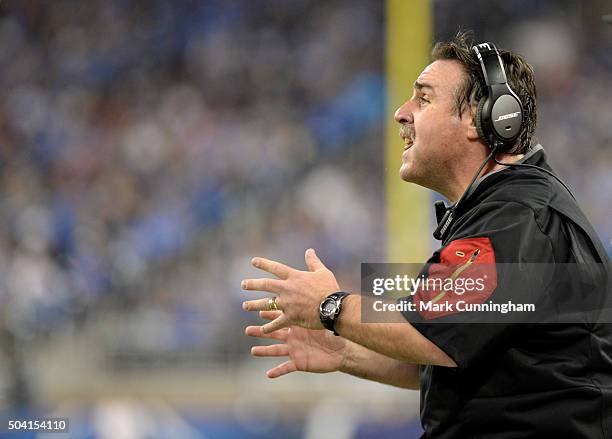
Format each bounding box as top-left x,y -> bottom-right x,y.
414,81 -> 435,92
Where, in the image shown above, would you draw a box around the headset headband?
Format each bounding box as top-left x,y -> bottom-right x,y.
472,42 -> 508,86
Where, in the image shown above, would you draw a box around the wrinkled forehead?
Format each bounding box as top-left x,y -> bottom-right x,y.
415,59 -> 466,98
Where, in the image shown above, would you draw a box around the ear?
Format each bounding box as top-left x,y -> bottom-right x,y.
467,124 -> 480,141
464,104 -> 480,141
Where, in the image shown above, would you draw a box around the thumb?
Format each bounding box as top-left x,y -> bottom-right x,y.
305,248 -> 325,272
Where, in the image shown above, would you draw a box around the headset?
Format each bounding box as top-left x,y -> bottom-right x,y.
472,42 -> 523,152
433,42 -> 574,241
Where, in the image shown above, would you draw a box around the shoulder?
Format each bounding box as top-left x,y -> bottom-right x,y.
446,170 -> 558,263
474,166 -> 555,213
450,166 -> 555,240
447,167 -> 608,263
462,163 -> 585,235
447,199 -> 554,263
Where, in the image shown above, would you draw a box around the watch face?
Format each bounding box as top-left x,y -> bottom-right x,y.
321,299 -> 337,317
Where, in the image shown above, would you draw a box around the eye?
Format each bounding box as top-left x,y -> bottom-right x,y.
418,96 -> 430,106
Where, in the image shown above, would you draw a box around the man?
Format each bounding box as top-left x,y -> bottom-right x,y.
242,32 -> 611,438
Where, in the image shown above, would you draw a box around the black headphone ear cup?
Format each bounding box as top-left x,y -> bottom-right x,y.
475,98 -> 487,143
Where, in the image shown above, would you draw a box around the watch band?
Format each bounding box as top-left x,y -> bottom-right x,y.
319,291 -> 350,336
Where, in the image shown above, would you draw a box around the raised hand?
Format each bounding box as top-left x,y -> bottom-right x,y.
245,310 -> 348,378
241,248 -> 341,333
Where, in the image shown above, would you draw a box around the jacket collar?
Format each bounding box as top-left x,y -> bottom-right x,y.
434,144 -> 547,225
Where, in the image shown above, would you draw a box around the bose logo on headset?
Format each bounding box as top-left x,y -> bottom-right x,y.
494,111 -> 521,122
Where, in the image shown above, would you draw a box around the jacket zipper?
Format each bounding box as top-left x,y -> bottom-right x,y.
430,249 -> 480,304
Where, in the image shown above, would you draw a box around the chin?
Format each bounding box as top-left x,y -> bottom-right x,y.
399,164 -> 415,182
400,161 -> 431,187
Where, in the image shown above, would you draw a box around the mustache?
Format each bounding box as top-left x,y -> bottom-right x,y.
399,125 -> 415,141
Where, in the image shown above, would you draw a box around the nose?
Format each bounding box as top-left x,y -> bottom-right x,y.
394,100 -> 413,124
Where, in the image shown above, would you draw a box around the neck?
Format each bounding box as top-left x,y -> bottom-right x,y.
445,151 -> 524,203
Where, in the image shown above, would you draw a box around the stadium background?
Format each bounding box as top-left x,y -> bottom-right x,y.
0,0 -> 610,437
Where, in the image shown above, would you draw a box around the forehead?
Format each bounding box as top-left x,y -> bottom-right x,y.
415,59 -> 465,96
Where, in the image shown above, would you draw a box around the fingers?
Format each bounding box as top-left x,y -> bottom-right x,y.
305,248 -> 326,272
267,360 -> 297,379
245,325 -> 288,341
247,310 -> 296,379
259,310 -> 282,321
262,314 -> 290,334
242,297 -> 282,312
251,257 -> 293,280
241,277 -> 285,293
251,344 -> 289,357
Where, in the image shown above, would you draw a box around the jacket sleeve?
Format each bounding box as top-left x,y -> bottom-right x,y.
403,200 -> 555,369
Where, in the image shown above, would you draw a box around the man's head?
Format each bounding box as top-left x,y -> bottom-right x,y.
394,31 -> 537,200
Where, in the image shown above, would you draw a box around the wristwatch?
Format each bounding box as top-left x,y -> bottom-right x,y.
319,292 -> 351,336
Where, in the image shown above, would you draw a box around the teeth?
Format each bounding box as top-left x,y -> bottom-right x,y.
400,132 -> 414,150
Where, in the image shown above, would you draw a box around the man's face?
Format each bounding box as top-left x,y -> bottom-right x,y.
394,60 -> 470,190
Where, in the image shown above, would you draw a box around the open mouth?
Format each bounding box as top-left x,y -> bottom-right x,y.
399,127 -> 415,151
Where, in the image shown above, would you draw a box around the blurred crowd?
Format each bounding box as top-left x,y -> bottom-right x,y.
0,0 -> 609,408
0,0 -> 385,378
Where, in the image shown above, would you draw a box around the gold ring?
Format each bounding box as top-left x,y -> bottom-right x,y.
267,297 -> 279,311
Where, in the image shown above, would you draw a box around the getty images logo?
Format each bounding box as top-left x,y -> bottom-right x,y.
494,111 -> 521,122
